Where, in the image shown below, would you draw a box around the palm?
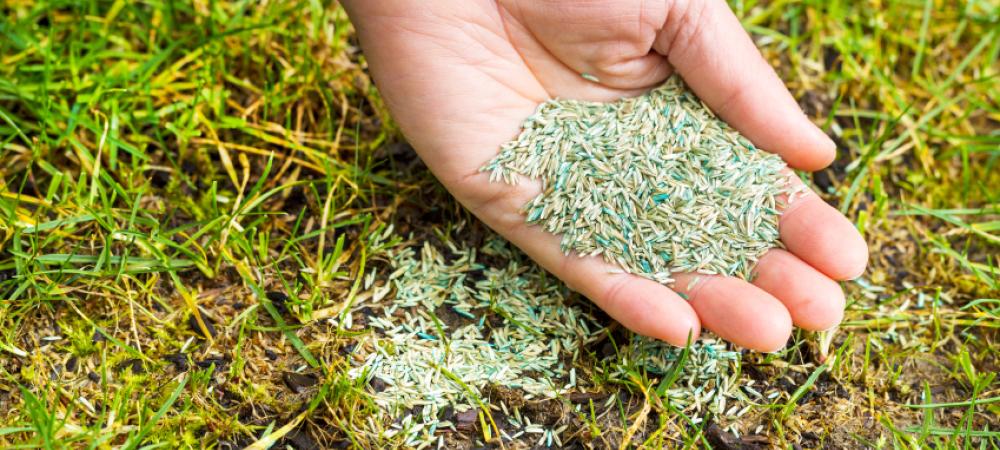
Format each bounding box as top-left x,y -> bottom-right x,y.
344,0 -> 868,351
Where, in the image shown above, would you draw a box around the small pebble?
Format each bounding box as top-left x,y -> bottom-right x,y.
265,291 -> 291,315
455,409 -> 478,431
188,314 -> 217,339
164,353 -> 189,372
283,372 -> 318,394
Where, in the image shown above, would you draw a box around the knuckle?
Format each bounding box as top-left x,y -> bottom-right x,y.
661,0 -> 715,56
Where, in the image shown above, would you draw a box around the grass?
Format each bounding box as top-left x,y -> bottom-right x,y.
0,0 -> 997,448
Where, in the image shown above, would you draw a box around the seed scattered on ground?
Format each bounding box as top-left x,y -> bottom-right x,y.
483,76 -> 801,283
349,234 -> 754,447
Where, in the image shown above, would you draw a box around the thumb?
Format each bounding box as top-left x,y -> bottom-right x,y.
654,0 -> 836,171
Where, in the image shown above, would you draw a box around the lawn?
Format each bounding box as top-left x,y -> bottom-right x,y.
0,0 -> 997,448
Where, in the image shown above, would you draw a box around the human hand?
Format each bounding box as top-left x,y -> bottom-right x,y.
341,0 -> 868,351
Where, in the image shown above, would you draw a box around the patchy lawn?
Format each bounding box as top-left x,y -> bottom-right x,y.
1,0 -> 997,448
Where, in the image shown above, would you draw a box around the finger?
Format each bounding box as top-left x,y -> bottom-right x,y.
780,176 -> 869,280
672,273 -> 792,352
654,0 -> 836,170
500,0 -> 674,92
524,232 -> 703,347
752,249 -> 845,331
462,175 -> 702,347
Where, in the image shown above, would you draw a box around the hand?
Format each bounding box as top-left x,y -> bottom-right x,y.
341,0 -> 868,351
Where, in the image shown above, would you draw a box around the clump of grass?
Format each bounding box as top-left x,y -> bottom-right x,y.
484,77 -> 797,284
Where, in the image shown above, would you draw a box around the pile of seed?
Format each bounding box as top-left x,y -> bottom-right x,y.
348,235 -> 756,448
483,76 -> 798,283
